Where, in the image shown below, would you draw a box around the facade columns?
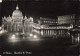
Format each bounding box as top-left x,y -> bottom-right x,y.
7,25 -> 8,31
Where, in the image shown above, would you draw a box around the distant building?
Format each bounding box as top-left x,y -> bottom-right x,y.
38,17 -> 58,25
58,14 -> 75,25
2,5 -> 33,32
33,17 -> 73,37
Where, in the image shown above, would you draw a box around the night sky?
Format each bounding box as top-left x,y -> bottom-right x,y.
0,0 -> 80,25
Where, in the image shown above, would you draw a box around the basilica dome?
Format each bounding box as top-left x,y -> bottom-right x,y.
12,5 -> 23,17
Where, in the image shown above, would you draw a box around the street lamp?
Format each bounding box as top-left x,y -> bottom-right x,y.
0,30 -> 4,34
29,33 -> 33,36
11,34 -> 16,39
33,35 -> 37,38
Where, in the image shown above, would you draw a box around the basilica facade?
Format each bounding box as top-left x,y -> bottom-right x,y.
2,5 -> 34,32
1,4 -> 76,37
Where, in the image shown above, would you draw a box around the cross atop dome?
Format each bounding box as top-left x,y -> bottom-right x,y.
16,4 -> 19,10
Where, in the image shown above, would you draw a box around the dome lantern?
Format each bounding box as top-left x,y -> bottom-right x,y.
16,4 -> 19,10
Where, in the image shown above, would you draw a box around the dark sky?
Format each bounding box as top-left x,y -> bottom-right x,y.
0,0 -> 80,25
1,0 -> 80,17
